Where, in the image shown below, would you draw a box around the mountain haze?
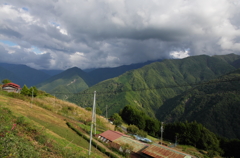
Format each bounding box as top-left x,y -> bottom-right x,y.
40,69 -> 63,76
0,66 -> 25,85
0,63 -> 50,87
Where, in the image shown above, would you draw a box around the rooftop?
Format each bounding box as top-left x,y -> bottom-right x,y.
2,83 -> 20,88
99,130 -> 128,142
141,144 -> 193,158
113,136 -> 149,153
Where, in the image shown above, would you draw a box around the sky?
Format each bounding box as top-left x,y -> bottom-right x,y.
0,0 -> 240,70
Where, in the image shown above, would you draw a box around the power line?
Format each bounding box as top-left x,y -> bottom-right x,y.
51,77 -> 240,96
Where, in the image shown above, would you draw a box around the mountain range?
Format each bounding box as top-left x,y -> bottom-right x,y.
36,60 -> 159,99
1,54 -> 240,139
69,54 -> 239,115
0,63 -> 51,87
67,54 -> 240,139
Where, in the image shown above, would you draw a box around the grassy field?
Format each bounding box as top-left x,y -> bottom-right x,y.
0,92 -> 114,157
0,91 -> 212,158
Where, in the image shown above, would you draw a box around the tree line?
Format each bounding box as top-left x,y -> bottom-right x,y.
120,105 -> 160,136
119,105 -> 240,158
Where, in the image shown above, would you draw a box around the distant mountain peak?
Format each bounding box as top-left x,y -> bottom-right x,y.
68,66 -> 82,70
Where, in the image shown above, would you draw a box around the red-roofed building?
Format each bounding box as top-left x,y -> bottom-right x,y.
97,130 -> 148,157
97,130 -> 194,158
141,144 -> 194,158
97,130 -> 127,143
2,83 -> 21,93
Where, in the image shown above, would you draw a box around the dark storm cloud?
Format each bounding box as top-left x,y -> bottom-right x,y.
0,0 -> 240,69
0,25 -> 22,38
0,43 -> 52,69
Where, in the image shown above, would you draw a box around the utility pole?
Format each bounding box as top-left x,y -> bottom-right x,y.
160,122 -> 164,145
88,91 -> 96,157
94,97 -> 96,135
175,135 -> 178,147
106,105 -> 108,120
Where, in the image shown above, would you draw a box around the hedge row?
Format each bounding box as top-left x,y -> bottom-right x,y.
66,122 -> 119,158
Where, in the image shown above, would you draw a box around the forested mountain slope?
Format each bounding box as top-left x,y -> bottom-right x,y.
88,60 -> 160,85
156,69 -> 240,139
213,53 -> 240,68
35,61 -> 159,97
37,67 -> 93,99
68,54 -> 238,118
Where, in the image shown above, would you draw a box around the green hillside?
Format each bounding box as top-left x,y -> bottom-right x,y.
68,54 -> 238,118
1,88 -> 224,158
88,60 -> 159,85
213,53 -> 240,68
0,91 -> 113,157
156,69 -> 240,139
37,67 -> 93,99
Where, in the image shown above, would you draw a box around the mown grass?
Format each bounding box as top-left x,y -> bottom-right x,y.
0,107 -> 83,157
78,123 -> 102,135
29,116 -> 90,149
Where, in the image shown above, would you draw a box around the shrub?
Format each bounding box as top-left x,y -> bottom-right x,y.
127,124 -> 139,134
67,106 -> 74,111
137,130 -> 147,138
16,116 -> 25,125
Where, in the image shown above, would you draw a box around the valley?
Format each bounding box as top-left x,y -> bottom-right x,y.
1,54 -> 240,157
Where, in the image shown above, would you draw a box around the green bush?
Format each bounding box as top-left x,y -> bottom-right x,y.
127,124 -> 139,134
137,129 -> 147,138
16,116 -> 25,125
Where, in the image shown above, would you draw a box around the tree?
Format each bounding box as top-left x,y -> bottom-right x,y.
145,117 -> 160,136
20,85 -> 30,96
127,124 -> 139,134
2,79 -> 11,84
111,113 -> 123,128
120,105 -> 135,124
133,112 -> 146,130
29,86 -> 38,97
85,107 -> 92,111
96,107 -> 102,115
120,105 -> 146,130
137,130 -> 147,138
163,121 -> 222,155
